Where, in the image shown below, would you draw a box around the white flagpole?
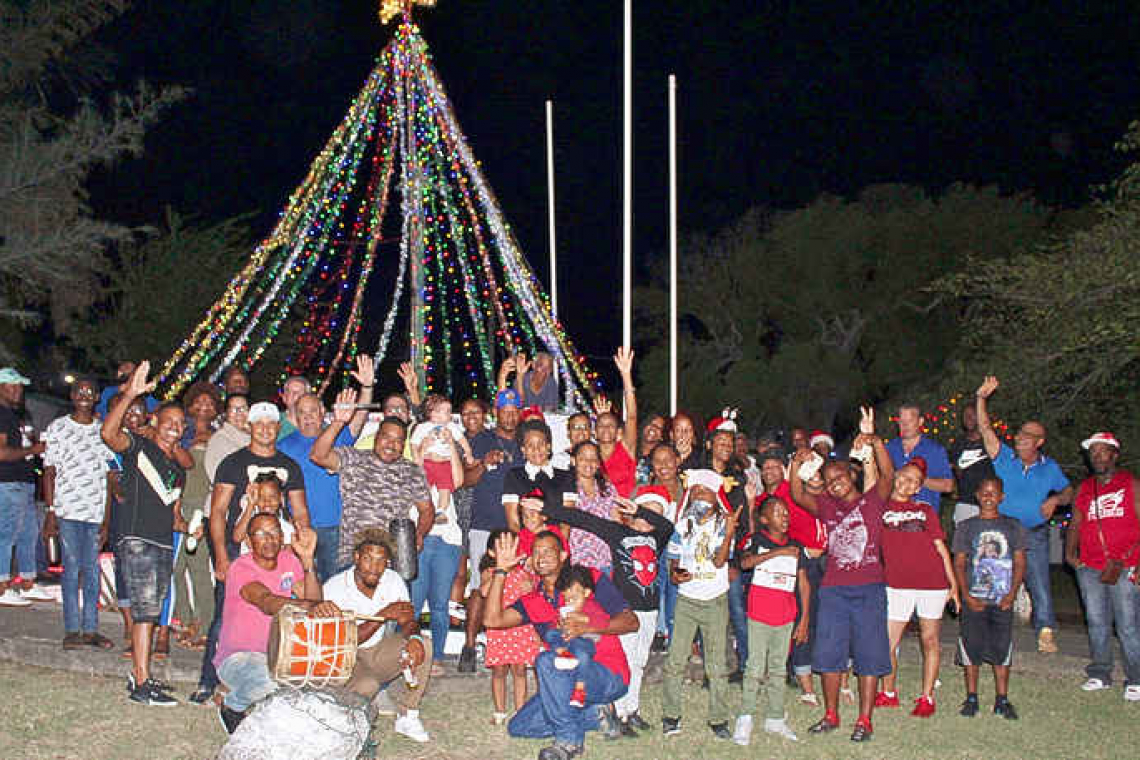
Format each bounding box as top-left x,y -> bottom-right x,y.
545,99 -> 558,320
668,74 -> 678,416
622,0 -> 632,350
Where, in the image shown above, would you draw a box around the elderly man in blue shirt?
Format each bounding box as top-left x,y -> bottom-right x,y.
975,376 -> 1073,654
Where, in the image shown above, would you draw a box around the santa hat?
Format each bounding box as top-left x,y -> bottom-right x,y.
1082,432 -> 1121,450
519,405 -> 545,423
809,430 -> 834,450
706,407 -> 739,435
679,468 -> 732,515
635,485 -> 673,515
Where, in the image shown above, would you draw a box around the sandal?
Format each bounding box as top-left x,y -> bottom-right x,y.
62,632 -> 85,650
82,632 -> 115,650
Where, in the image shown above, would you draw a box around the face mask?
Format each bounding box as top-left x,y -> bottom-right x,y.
687,498 -> 715,522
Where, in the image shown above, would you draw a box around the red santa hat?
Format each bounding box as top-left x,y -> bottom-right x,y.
706,407 -> 739,435
635,485 -> 674,516
1081,431 -> 1120,450
519,405 -> 545,423
809,430 -> 834,450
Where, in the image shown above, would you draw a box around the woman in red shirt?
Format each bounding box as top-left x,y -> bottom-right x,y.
595,348 -> 639,498
877,458 -> 960,717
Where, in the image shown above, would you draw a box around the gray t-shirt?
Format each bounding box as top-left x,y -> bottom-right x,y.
520,371 -> 559,410
951,515 -> 1027,604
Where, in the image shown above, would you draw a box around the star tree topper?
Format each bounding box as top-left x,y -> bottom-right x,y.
379,0 -> 436,24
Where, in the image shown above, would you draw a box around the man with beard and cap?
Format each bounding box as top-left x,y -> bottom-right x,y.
42,378 -> 115,649
323,527 -> 434,742
1066,432 -> 1140,701
0,367 -> 46,607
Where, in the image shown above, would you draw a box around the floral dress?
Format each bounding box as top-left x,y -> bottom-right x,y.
485,565 -> 542,667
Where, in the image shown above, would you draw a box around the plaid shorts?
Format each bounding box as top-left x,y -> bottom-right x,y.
117,538 -> 173,624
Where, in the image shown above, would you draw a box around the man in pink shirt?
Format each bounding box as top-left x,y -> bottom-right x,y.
214,513 -> 338,733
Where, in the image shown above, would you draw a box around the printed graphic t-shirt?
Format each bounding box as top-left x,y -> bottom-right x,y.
744,530 -> 804,626
951,515 -> 1026,604
818,489 -> 887,588
666,515 -> 729,600
880,500 -> 949,590
115,433 -> 185,548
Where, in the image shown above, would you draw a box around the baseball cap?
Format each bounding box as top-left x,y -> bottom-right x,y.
248,402 -> 282,424
1081,432 -> 1120,450
0,368 -> 31,385
495,388 -> 521,409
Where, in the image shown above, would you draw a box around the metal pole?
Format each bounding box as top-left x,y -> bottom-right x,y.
668,74 -> 678,416
546,99 -> 558,320
622,0 -> 632,350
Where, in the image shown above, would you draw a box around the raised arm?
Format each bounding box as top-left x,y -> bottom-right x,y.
349,355 -> 376,437
482,533 -> 526,630
311,388 -> 355,471
974,376 -> 1002,460
614,347 -> 638,454
396,361 -> 422,410
868,434 -> 894,500
101,362 -> 155,453
713,507 -> 744,569
788,448 -> 820,515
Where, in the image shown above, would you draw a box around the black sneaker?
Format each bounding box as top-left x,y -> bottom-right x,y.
598,703 -> 622,740
537,741 -> 584,760
218,704 -> 246,735
994,700 -> 1019,720
709,722 -> 732,740
650,634 -> 669,653
129,680 -> 178,707
457,645 -> 477,673
618,718 -> 639,738
627,711 -> 650,731
808,716 -> 840,734
728,670 -> 744,684
126,673 -> 174,694
850,718 -> 873,742
959,695 -> 979,717
662,716 -> 682,736
189,688 -> 214,705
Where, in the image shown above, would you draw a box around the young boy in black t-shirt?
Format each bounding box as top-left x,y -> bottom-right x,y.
952,477 -> 1027,719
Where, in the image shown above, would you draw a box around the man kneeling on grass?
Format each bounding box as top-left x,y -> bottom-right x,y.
484,530 -> 637,760
213,513 -> 336,734
953,477 -> 1027,720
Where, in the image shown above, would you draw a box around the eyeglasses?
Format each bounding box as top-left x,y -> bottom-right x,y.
251,530 -> 283,540
568,424 -> 590,431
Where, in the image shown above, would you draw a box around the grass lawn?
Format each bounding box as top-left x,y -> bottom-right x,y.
2,656 -> 1138,760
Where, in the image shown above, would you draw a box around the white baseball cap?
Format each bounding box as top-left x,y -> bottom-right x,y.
248,402 -> 281,424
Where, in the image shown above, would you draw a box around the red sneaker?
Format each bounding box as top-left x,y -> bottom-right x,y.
911,695 -> 936,718
874,691 -> 900,707
569,685 -> 587,708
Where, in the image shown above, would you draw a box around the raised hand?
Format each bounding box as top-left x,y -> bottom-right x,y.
614,496 -> 638,516
515,354 -> 532,376
744,479 -> 758,507
592,395 -> 612,416
493,532 -> 519,571
614,346 -> 634,377
127,361 -> 156,398
351,354 -> 376,388
397,361 -> 417,392
976,375 -> 999,399
331,388 -> 358,424
292,525 -> 318,563
859,406 -> 875,435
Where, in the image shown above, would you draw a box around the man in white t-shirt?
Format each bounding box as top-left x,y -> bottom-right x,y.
322,528 -> 433,743
661,470 -> 742,740
42,378 -> 115,648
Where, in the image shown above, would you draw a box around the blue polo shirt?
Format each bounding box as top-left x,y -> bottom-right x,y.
992,443 -> 1070,529
278,427 -> 355,528
885,435 -> 952,511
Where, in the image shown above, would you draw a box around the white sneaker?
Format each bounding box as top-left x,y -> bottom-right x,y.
553,654 -> 579,671
732,714 -> 752,746
20,584 -> 55,601
1081,677 -> 1110,692
395,711 -> 430,743
1124,685 -> 1140,702
0,588 -> 31,607
764,717 -> 799,742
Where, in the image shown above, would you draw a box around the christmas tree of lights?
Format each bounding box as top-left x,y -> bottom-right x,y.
157,6 -> 598,407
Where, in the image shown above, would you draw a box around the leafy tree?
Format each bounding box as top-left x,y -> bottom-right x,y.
0,0 -> 186,362
637,184 -> 1060,436
932,122 -> 1140,468
71,209 -> 254,374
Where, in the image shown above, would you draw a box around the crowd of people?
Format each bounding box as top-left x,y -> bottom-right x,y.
0,353 -> 1138,759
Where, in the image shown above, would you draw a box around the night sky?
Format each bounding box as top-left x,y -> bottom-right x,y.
89,0 -> 1140,364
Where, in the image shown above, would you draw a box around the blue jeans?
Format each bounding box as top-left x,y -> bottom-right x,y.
0,482 -> 37,581
728,571 -> 749,671
543,629 -> 597,671
410,535 -> 461,660
217,651 -> 277,711
314,525 -> 340,584
790,554 -> 825,676
656,569 -> 678,637
59,519 -> 102,633
509,650 -> 628,747
1023,525 -> 1057,631
1076,565 -> 1140,686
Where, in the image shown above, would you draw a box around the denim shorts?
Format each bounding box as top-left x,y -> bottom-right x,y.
118,538 -> 173,623
813,583 -> 891,676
